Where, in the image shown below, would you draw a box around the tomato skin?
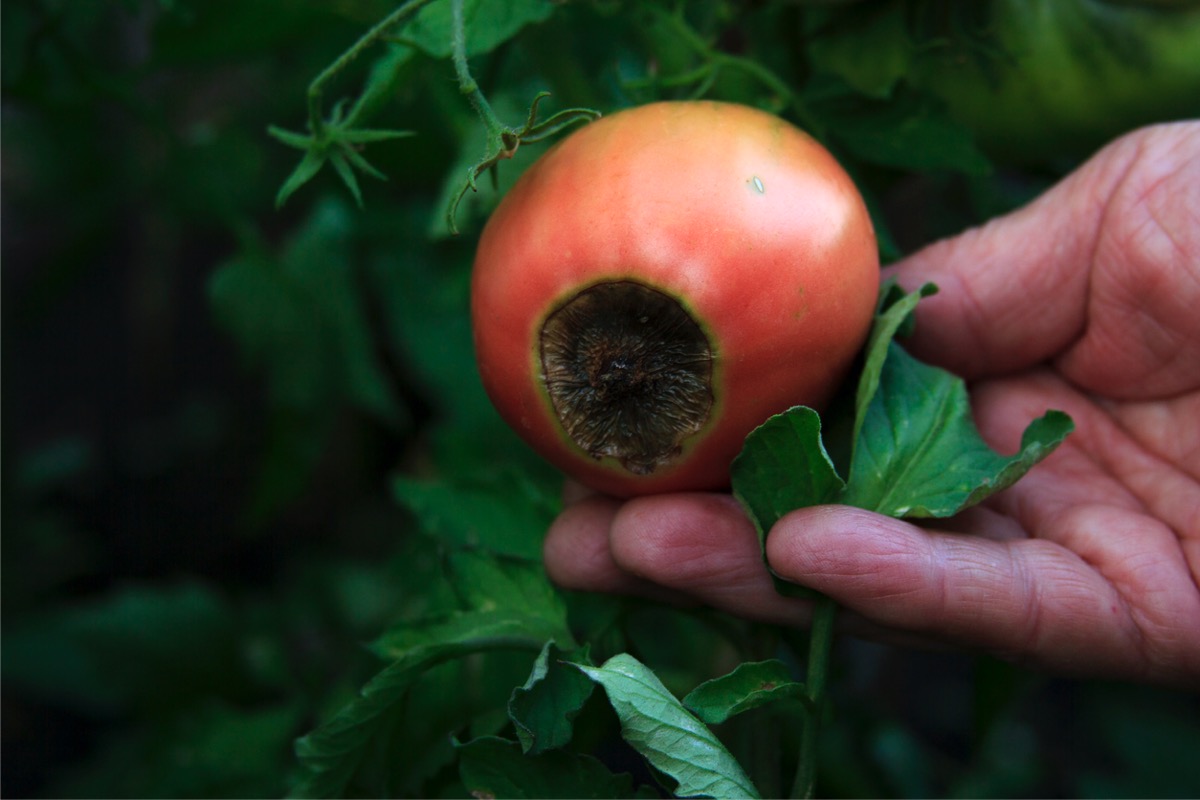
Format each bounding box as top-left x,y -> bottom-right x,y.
471,101 -> 879,497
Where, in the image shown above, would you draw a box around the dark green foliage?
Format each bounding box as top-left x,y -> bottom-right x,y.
4,1 -> 1198,798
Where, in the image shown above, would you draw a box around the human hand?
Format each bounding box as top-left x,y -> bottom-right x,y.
543,122 -> 1200,689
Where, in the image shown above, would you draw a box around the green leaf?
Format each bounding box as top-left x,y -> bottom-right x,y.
446,550 -> 572,639
274,147 -> 327,209
806,3 -> 912,99
345,43 -> 417,128
50,701 -> 303,800
392,470 -> 559,561
843,102 -> 991,175
808,75 -> 991,176
456,736 -> 656,799
843,341 -> 1074,517
339,144 -> 389,181
371,551 -> 572,662
683,660 -> 808,726
403,0 -> 555,58
575,653 -> 761,799
853,282 -> 939,453
268,124 -> 316,150
357,228 -> 485,412
341,128 -> 415,145
731,407 -> 845,597
508,642 -> 595,754
731,406 -> 845,538
1,583 -> 244,716
211,202 -> 404,419
1075,684 -> 1200,798
357,211 -> 555,474
209,199 -> 408,523
292,608 -> 554,798
730,280 -> 1073,532
328,151 -> 364,208
369,609 -> 560,665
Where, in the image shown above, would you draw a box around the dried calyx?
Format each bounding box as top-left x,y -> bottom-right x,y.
539,280 -> 713,474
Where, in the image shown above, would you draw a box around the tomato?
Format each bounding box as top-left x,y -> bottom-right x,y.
471,101 -> 879,497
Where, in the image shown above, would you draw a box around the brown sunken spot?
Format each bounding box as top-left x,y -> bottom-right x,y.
539,280 -> 713,475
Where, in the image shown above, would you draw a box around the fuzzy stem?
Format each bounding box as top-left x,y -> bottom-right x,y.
306,0 -> 435,135
791,594 -> 836,799
450,0 -> 505,139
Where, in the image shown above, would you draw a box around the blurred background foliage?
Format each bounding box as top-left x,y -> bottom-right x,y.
3,0 -> 1199,797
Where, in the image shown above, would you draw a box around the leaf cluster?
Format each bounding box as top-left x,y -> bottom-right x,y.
277,280 -> 1074,799
6,1 -> 1200,799
732,283 -> 1073,541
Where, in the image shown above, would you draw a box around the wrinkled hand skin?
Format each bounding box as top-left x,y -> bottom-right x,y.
542,122 -> 1200,690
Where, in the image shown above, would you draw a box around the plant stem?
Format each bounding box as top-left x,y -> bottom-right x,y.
648,5 -> 821,132
450,0 -> 505,140
306,0 -> 436,135
791,594 -> 836,799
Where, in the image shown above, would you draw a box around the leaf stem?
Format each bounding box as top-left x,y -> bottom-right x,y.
441,0 -> 598,232
646,5 -> 820,131
450,0 -> 506,141
792,594 -> 836,799
306,0 -> 435,136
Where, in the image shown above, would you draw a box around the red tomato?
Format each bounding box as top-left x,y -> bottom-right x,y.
471,101 -> 879,497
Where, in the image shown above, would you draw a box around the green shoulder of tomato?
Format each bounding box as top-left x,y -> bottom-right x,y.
812,0 -> 1200,166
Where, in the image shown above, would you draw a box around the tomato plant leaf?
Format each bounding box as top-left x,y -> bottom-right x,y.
293,612 -> 553,798
341,127 -> 415,145
337,143 -> 389,181
211,206 -> 402,424
731,406 -> 845,536
269,124 -> 317,151
392,470 -> 559,561
0,583 -> 243,716
372,552 -> 572,660
328,151 -> 364,207
808,75 -> 992,176
853,281 -> 938,454
345,44 -> 417,128
683,659 -> 809,725
273,147 -> 327,209
370,609 -> 562,664
843,341 -> 1074,517
806,2 -> 912,99
508,642 -> 595,754
295,495 -> 568,795
403,0 -> 555,58
456,735 -> 656,799
732,280 -> 1072,531
445,550 -> 572,639
209,200 -> 407,525
47,700 -> 304,799
575,653 -> 761,799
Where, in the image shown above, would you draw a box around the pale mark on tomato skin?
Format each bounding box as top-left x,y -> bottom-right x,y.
748,175 -> 765,194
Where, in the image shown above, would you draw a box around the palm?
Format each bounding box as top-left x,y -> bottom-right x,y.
921,367 -> 1200,682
